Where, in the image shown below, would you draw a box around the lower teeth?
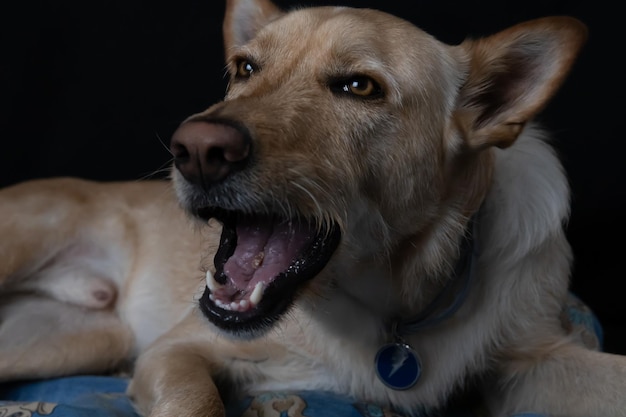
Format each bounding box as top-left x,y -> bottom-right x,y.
206,275 -> 265,311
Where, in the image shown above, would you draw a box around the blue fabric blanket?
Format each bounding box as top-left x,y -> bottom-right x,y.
0,294 -> 601,417
0,378 -> 545,417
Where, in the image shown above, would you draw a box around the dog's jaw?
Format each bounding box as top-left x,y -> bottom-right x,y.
193,208 -> 341,336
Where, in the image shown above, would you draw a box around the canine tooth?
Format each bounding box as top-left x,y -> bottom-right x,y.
249,282 -> 265,306
205,270 -> 223,292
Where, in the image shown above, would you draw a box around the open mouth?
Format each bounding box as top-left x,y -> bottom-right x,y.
197,208 -> 341,335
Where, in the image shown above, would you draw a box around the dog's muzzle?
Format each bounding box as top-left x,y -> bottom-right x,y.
170,119 -> 341,336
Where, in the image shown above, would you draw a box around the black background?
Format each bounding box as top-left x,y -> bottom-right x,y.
1,1 -> 624,353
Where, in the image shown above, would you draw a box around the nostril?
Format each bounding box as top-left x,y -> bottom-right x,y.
207,146 -> 226,163
171,142 -> 190,162
169,120 -> 251,185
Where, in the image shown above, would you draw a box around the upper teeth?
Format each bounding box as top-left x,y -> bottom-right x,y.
205,270 -> 223,292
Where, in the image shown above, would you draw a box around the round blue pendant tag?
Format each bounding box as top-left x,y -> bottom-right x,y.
375,343 -> 421,390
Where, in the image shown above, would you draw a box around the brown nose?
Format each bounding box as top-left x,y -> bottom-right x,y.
170,121 -> 250,186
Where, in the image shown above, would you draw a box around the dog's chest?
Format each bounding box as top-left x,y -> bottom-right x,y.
217,300 -> 488,414
218,312 -> 383,397
228,350 -> 339,393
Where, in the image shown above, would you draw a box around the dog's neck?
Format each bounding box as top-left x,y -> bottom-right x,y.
374,213 -> 479,390
393,213 -> 478,337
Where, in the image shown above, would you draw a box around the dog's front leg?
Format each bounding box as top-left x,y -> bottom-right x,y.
128,311 -> 226,417
130,351 -> 224,417
489,342 -> 626,417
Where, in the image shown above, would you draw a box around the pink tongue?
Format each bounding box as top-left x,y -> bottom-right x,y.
223,218 -> 314,292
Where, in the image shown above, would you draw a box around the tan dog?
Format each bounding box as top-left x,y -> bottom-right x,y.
2,0 -> 625,416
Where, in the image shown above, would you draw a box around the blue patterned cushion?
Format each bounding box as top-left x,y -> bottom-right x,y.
0,293 -> 599,417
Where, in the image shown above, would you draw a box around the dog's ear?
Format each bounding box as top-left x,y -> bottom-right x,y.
454,17 -> 587,150
223,0 -> 284,54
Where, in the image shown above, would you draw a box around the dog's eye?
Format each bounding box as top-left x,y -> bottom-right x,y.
235,59 -> 258,79
330,76 -> 383,98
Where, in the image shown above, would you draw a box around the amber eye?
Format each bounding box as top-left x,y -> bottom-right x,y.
330,75 -> 383,98
235,59 -> 258,79
344,77 -> 376,95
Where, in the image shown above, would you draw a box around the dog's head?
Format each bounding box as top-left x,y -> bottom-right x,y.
170,0 -> 586,336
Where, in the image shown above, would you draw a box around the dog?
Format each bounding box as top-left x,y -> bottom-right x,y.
2,0 -> 626,416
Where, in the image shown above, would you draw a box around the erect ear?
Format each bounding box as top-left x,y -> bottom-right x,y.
454,16 -> 588,150
223,0 -> 285,55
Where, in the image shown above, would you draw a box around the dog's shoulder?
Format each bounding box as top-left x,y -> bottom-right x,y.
483,124 -> 571,259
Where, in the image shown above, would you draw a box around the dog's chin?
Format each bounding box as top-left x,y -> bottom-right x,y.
196,207 -> 341,337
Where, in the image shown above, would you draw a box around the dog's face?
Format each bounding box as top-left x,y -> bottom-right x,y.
170,0 -> 586,336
